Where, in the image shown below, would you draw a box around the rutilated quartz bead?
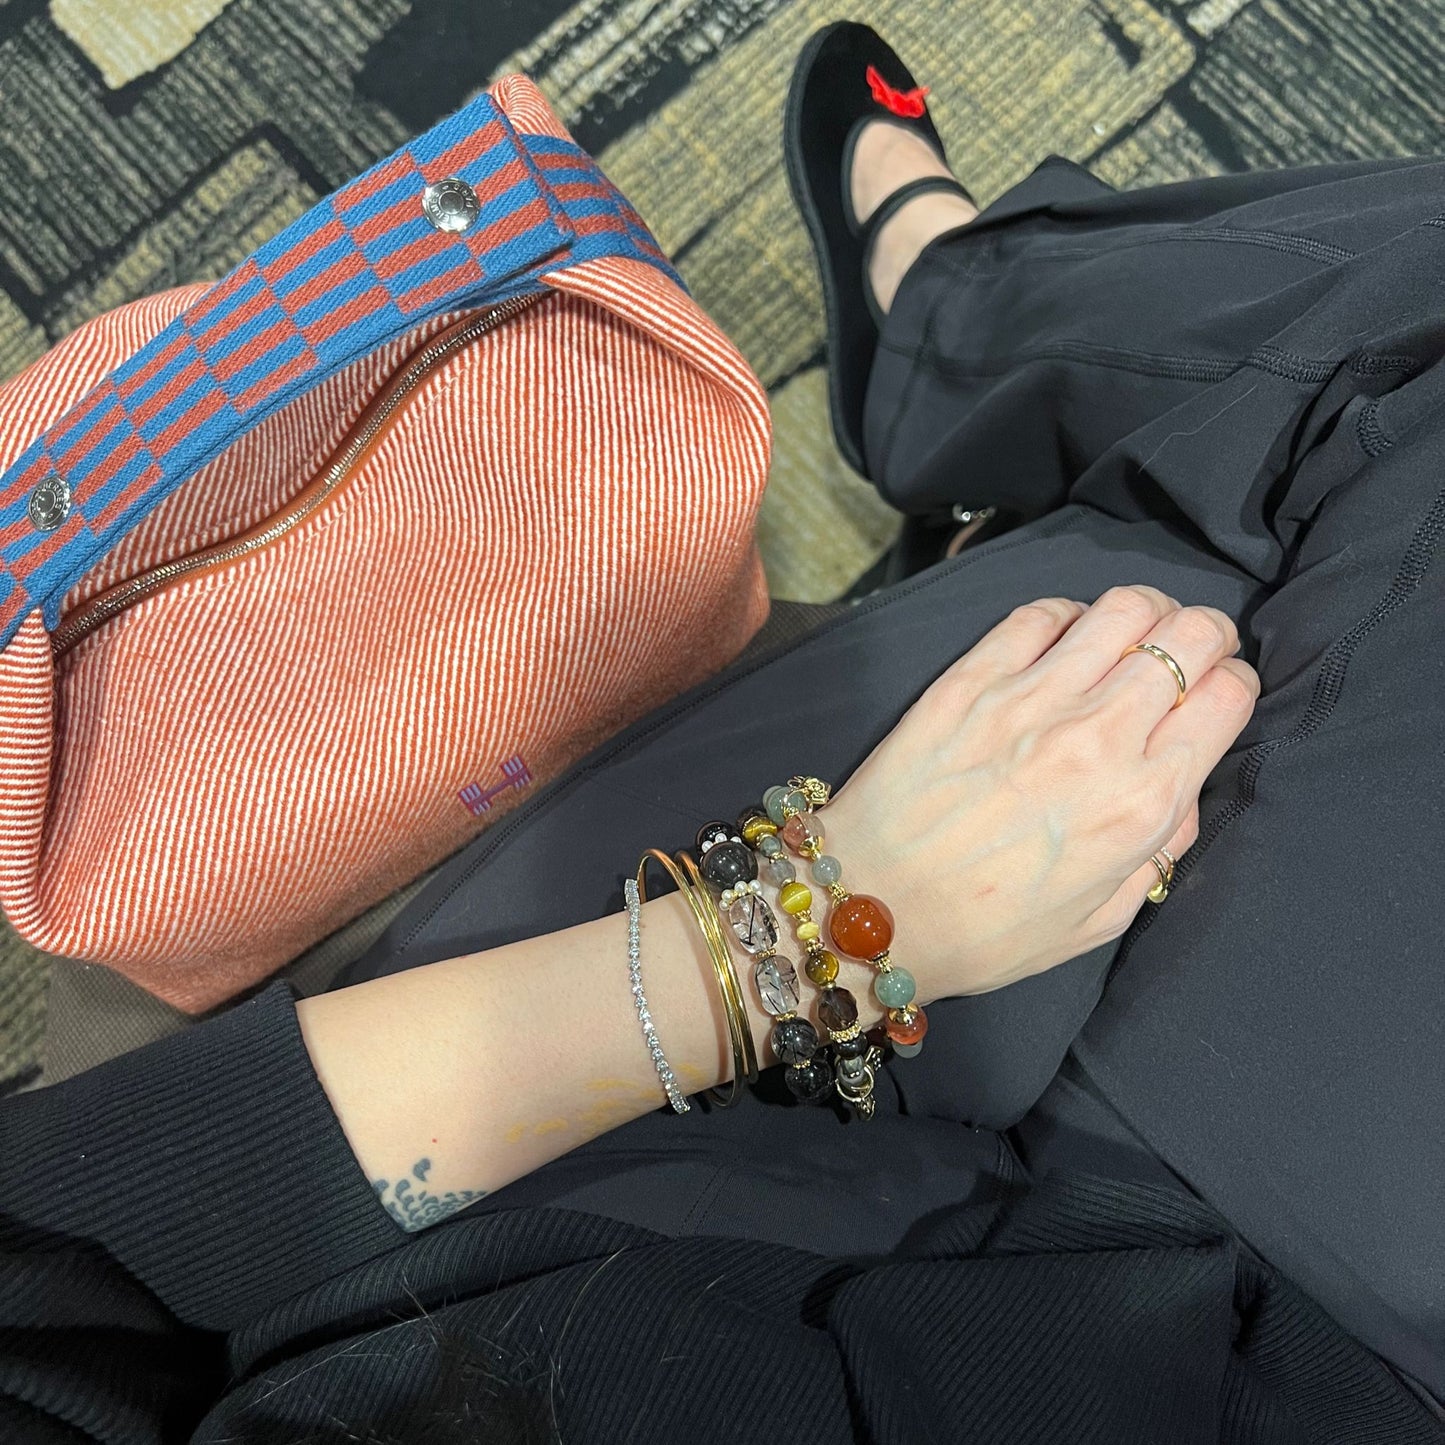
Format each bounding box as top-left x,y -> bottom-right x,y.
785,1055 -> 833,1102
770,1015 -> 819,1065
754,955 -> 801,1016
726,893 -> 779,954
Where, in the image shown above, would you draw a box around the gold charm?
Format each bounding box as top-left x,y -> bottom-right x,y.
788,776 -> 832,808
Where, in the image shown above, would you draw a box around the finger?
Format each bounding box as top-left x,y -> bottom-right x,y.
1028,585 -> 1180,693
1097,603 -> 1242,727
1145,657 -> 1260,766
922,598 -> 1087,712
1084,804 -> 1200,941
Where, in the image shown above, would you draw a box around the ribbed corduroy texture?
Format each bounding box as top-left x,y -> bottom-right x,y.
0,77 -> 772,1012
0,988 -> 1436,1442
0,982 -> 399,1330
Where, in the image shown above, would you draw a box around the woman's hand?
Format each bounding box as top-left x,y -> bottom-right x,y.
824,585 -> 1259,1001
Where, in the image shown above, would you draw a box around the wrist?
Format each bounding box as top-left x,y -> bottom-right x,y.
809,784 -> 940,1014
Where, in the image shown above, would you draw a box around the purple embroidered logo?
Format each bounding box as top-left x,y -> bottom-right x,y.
459,754 -> 533,816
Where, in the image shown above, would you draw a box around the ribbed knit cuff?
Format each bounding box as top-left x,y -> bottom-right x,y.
0,981 -> 404,1330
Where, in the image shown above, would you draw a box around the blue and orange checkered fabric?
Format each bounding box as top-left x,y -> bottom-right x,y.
0,92 -> 679,648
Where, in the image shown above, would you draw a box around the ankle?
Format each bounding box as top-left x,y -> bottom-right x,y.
868,190 -> 977,314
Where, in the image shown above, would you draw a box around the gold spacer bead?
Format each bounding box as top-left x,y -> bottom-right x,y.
741,816 -> 779,845
827,883 -> 850,903
831,1021 -> 863,1042
872,951 -> 892,973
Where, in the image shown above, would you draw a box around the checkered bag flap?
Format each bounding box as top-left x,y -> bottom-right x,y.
0,75 -> 772,1010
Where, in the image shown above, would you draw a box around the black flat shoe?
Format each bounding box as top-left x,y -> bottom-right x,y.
784,21 -> 973,477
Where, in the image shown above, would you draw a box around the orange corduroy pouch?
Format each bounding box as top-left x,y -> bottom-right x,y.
0,76 -> 771,1012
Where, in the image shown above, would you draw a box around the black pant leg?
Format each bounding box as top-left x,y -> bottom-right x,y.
867,153 -> 1445,1394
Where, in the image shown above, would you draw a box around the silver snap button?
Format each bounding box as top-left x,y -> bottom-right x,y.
28,473 -> 71,532
421,177 -> 481,233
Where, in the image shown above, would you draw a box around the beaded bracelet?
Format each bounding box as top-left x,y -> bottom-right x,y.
768,776 -> 929,1062
694,820 -> 832,1104
742,783 -> 878,1119
635,847 -> 758,1108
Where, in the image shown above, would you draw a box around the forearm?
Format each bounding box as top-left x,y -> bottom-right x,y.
298,884 -> 866,1229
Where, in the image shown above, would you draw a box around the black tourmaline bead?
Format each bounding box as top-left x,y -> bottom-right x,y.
784,1056 -> 833,1102
817,986 -> 859,1033
832,1031 -> 869,1060
699,839 -> 757,891
770,1016 -> 819,1066
694,819 -> 735,854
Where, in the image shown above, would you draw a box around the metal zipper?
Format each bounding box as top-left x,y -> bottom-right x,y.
51,291 -> 544,658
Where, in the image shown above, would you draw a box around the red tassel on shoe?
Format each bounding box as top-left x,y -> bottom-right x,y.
865,64 -> 930,119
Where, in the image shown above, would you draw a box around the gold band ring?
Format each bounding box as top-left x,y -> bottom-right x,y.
1155,847 -> 1177,883
1122,642 -> 1187,709
1146,854 -> 1171,904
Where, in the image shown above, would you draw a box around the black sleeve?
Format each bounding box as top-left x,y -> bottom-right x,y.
0,982 -> 407,1439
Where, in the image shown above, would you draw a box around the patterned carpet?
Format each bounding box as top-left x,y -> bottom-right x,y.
1,0 -> 1442,1086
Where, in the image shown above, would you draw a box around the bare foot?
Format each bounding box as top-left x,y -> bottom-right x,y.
849,120 -> 978,314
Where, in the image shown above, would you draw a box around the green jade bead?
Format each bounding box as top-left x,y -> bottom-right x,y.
891,1040 -> 924,1059
873,966 -> 916,1010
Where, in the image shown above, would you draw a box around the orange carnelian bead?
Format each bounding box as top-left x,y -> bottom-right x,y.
828,893 -> 894,959
884,1007 -> 929,1047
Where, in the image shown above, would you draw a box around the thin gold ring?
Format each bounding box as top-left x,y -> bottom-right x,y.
1122,642 -> 1187,709
1155,847 -> 1177,883
1146,854 -> 1171,903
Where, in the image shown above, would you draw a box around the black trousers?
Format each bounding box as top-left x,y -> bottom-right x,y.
344,156 -> 1445,1397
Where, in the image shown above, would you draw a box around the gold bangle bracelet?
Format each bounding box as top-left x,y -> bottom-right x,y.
675,849 -> 759,1103
635,848 -> 757,1107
